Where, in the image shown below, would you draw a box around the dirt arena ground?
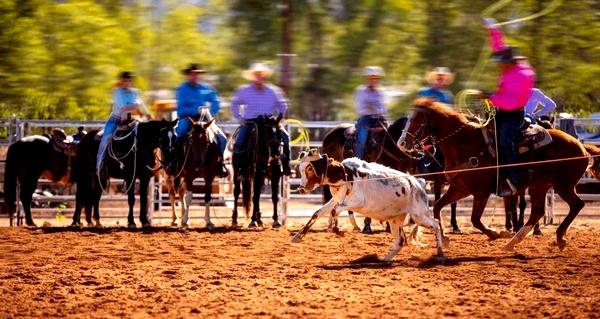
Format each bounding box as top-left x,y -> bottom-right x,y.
1,217 -> 600,318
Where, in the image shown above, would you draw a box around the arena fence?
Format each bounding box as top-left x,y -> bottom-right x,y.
1,117 -> 599,225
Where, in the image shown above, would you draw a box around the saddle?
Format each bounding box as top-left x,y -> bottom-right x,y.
114,120 -> 139,139
480,121 -> 552,158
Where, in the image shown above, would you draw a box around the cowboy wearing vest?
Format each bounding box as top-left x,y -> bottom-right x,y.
483,18 -> 535,196
354,66 -> 388,159
172,63 -> 229,177
418,67 -> 455,105
230,62 -> 292,176
97,71 -> 150,173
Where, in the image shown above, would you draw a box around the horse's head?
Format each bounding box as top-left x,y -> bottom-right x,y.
190,118 -> 215,162
296,149 -> 328,194
398,99 -> 436,159
257,114 -> 284,161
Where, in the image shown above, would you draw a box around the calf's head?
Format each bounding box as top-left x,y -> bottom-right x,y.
296,149 -> 329,194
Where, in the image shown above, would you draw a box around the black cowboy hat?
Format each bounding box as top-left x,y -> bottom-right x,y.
490,46 -> 521,63
119,71 -> 134,79
183,63 -> 206,74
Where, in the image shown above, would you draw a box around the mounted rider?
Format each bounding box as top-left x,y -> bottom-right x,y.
171,63 -> 229,177
354,66 -> 388,160
417,67 -> 455,105
416,67 -> 455,173
230,62 -> 292,176
482,18 -> 536,196
97,71 -> 150,174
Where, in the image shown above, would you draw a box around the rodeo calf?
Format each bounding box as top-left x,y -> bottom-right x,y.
292,150 -> 446,261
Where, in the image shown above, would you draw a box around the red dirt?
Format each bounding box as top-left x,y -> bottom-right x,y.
1,220 -> 599,318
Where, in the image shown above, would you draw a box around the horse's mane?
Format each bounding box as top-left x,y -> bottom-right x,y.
413,98 -> 471,126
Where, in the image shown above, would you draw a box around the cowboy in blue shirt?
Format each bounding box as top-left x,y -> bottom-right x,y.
172,64 -> 228,177
417,67 -> 455,105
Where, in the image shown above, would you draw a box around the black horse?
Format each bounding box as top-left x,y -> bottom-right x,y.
231,115 -> 284,228
72,119 -> 177,228
158,115 -> 221,230
3,129 -> 77,226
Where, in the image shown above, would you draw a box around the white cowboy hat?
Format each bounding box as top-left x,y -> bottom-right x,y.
426,67 -> 455,85
363,66 -> 385,78
242,62 -> 274,81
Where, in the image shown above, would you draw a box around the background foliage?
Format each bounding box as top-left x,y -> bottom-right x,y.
0,0 -> 598,120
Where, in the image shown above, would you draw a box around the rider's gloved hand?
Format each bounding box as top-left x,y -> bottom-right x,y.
482,17 -> 497,28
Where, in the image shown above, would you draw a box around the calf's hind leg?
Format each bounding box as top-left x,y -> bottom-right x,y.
410,209 -> 446,257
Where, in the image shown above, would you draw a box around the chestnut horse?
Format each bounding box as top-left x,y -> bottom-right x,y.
399,98 -> 600,251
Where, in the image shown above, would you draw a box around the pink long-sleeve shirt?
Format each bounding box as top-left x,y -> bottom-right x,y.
488,27 -> 536,111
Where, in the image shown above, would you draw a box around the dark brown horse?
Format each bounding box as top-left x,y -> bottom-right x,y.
321,118 -> 455,233
157,115 -> 221,230
3,129 -> 77,226
399,98 -> 600,250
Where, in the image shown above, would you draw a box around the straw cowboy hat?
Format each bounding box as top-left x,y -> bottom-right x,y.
426,67 -> 455,85
243,62 -> 274,81
363,66 -> 385,78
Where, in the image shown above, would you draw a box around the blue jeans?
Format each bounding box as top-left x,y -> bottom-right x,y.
355,114 -> 385,159
496,109 -> 524,185
96,117 -> 119,171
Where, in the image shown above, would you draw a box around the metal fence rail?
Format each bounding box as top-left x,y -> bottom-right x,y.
2,117 -> 599,225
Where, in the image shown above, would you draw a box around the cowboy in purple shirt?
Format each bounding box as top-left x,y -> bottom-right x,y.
230,63 -> 292,175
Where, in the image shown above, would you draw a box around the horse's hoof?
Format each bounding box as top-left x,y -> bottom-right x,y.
352,226 -> 361,232
450,227 -> 462,234
231,221 -> 240,229
142,223 -> 152,229
26,221 -> 37,227
171,221 -> 178,227
557,238 -> 567,251
128,223 -> 137,229
248,221 -> 257,228
533,229 -> 543,236
502,244 -> 515,252
362,225 -> 373,235
206,223 -> 215,231
181,223 -> 189,230
272,221 -> 282,229
257,220 -> 264,227
71,222 -> 81,228
291,233 -> 302,243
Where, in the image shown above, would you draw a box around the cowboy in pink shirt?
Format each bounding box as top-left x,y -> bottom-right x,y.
483,18 -> 536,197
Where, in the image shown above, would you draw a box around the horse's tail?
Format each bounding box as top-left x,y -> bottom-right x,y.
3,143 -> 19,215
583,143 -> 600,180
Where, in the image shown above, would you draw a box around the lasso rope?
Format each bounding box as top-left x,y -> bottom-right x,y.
455,89 -> 496,128
467,0 -> 564,85
286,118 -> 311,152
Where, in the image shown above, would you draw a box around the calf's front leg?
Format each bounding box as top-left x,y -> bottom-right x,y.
292,199 -> 338,243
383,218 -> 404,261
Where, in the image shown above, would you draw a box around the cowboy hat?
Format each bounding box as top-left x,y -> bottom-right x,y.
182,63 -> 206,74
490,46 -> 521,63
242,62 -> 274,81
119,71 -> 134,79
426,67 -> 455,85
363,66 -> 385,78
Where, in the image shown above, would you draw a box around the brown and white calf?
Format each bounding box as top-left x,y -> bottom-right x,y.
292,150 -> 445,261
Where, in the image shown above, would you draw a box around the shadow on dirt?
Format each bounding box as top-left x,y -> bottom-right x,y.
317,252 -> 566,270
31,225 -> 275,235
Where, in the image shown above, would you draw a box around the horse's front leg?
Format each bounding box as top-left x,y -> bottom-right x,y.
232,171 -> 241,228
433,186 -> 467,247
139,175 -> 151,228
181,178 -> 193,229
127,180 -> 136,228
168,179 -> 178,226
204,175 -> 215,230
271,161 -> 282,228
292,199 -> 338,242
249,168 -> 265,228
470,193 -> 510,239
